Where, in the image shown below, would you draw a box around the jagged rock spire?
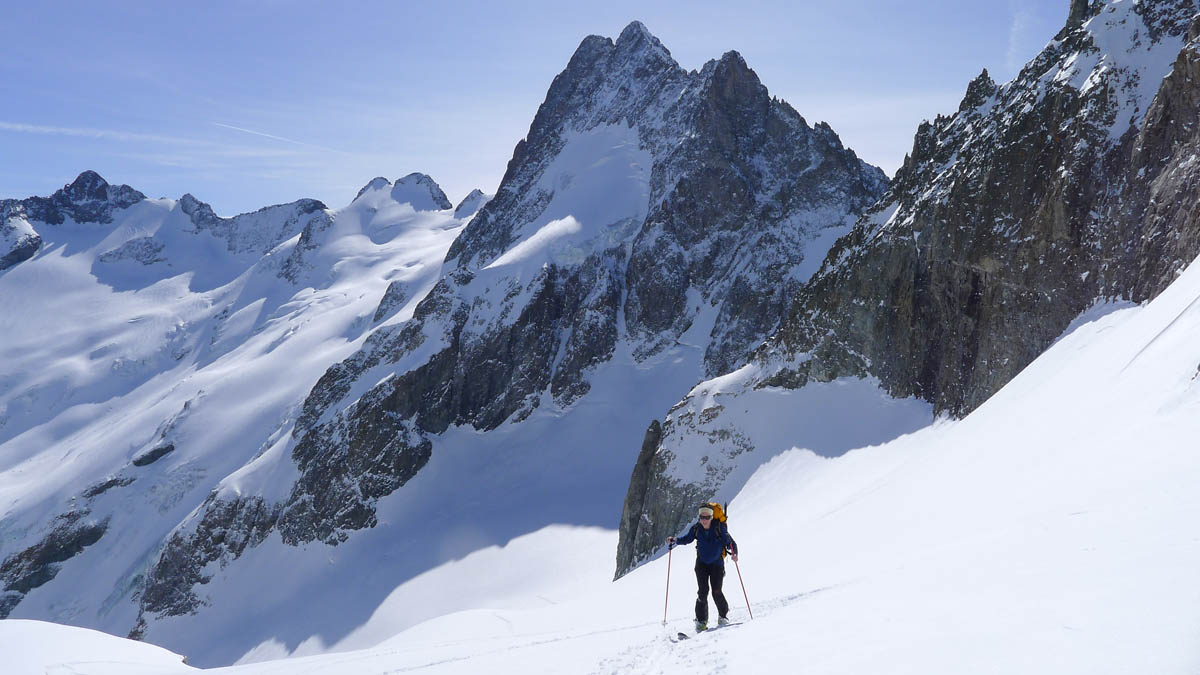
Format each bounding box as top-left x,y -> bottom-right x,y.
958,68 -> 997,112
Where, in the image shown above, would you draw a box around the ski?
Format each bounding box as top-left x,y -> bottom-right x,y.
671,622 -> 741,641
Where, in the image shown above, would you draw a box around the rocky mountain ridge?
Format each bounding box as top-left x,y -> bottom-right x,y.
124,21 -> 889,652
1,171 -> 145,270
228,21 -> 884,554
616,0 -> 1200,576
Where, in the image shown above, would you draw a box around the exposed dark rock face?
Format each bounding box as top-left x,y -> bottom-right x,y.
774,0 -> 1200,417
277,408 -> 431,545
616,0 -> 1200,576
372,281 -> 409,323
132,444 -> 176,467
97,237 -> 167,266
81,476 -> 136,499
1124,13 -> 1200,298
614,420 -> 707,580
0,511 -> 109,618
137,495 -> 278,619
277,205 -> 337,284
1067,0 -> 1101,30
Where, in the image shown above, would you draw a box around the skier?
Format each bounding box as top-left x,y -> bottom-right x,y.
667,504 -> 738,632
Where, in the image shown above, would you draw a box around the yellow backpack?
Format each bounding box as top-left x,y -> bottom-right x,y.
704,502 -> 730,558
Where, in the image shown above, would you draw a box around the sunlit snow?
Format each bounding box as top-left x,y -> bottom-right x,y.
8,249 -> 1199,675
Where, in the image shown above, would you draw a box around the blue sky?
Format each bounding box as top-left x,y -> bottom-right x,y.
1,1 -> 1065,216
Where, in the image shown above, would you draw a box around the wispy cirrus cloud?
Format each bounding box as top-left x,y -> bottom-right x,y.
211,122 -> 346,154
0,119 -> 338,167
0,120 -> 210,145
1005,6 -> 1038,76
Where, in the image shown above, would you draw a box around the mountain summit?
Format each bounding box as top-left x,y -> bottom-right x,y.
112,21 -> 888,662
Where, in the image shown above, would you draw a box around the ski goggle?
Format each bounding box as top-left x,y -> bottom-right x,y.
699,515 -> 712,520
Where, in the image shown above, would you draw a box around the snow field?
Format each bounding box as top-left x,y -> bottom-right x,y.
9,252 -> 1199,673
0,182 -> 469,649
228,252 -> 1200,673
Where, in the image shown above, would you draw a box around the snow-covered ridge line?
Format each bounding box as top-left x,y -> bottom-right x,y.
0,168 -> 474,665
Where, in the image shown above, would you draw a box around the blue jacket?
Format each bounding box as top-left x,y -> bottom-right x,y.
674,520 -> 737,565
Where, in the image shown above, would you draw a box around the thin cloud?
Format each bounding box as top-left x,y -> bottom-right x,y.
211,122 -> 346,154
0,120 -> 209,145
1006,8 -> 1036,76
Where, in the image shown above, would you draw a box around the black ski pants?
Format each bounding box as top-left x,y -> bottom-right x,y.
694,560 -> 729,623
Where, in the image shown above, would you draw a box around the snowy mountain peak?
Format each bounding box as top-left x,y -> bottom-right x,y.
54,170 -> 145,215
561,21 -> 678,93
616,20 -> 652,43
389,173 -> 452,211
0,170 -> 147,229
62,170 -> 110,202
453,189 -> 491,219
355,177 -> 392,200
614,20 -> 670,58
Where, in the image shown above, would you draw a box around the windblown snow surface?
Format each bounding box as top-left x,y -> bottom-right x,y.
6,253 -> 1200,672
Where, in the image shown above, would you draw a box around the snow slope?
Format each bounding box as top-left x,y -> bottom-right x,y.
9,254 -> 1198,674
0,175 -> 470,650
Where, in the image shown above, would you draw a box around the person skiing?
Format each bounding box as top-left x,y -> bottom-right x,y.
667,504 -> 738,632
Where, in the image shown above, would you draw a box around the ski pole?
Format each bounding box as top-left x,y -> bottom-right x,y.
662,543 -> 673,625
733,556 -> 753,620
